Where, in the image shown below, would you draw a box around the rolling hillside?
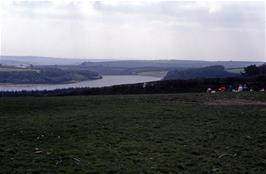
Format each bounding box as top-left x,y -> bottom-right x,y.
164,65 -> 238,80
0,66 -> 101,84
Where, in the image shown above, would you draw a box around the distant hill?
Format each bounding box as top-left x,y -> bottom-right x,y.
0,66 -> 101,84
81,60 -> 263,69
79,65 -> 173,75
80,60 -> 264,76
0,56 -> 88,66
0,56 -> 112,66
164,65 -> 238,80
1,56 -> 263,68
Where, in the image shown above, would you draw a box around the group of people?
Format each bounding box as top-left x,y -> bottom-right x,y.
206,84 -> 265,93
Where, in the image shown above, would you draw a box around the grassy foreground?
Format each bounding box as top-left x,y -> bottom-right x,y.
0,93 -> 266,173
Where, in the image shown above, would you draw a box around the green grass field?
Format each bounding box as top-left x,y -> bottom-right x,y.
0,93 -> 266,173
137,71 -> 168,78
0,67 -> 39,72
226,68 -> 244,74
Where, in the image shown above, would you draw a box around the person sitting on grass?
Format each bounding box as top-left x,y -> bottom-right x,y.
238,84 -> 243,92
228,84 -> 234,92
218,85 -> 226,92
206,87 -> 212,93
243,84 -> 249,91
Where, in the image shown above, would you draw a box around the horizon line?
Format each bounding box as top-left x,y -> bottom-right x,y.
0,55 -> 265,63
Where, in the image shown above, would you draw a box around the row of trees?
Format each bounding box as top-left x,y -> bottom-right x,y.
242,64 -> 266,76
0,67 -> 101,84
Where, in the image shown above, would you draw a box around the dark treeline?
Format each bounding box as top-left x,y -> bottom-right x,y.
164,65 -> 237,80
1,75 -> 266,97
242,64 -> 266,76
0,67 -> 101,84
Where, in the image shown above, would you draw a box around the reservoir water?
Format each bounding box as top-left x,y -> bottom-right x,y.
0,75 -> 161,92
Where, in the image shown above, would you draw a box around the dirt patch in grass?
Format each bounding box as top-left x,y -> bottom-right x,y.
206,99 -> 266,106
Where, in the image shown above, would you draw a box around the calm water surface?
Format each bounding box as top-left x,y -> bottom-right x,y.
0,75 -> 161,92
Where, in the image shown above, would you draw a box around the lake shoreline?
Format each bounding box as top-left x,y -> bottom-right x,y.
0,75 -> 161,92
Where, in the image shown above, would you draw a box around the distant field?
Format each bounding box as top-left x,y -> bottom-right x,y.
137,70 -> 168,78
0,93 -> 266,173
226,68 -> 244,74
0,67 -> 39,72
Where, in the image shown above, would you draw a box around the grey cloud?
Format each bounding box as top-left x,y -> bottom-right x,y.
93,1 -> 264,29
1,1 -> 265,61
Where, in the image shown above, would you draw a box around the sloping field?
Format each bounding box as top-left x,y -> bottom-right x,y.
0,67 -> 39,72
0,93 -> 265,173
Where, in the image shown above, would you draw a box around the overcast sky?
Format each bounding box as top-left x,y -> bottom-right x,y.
0,0 -> 265,61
